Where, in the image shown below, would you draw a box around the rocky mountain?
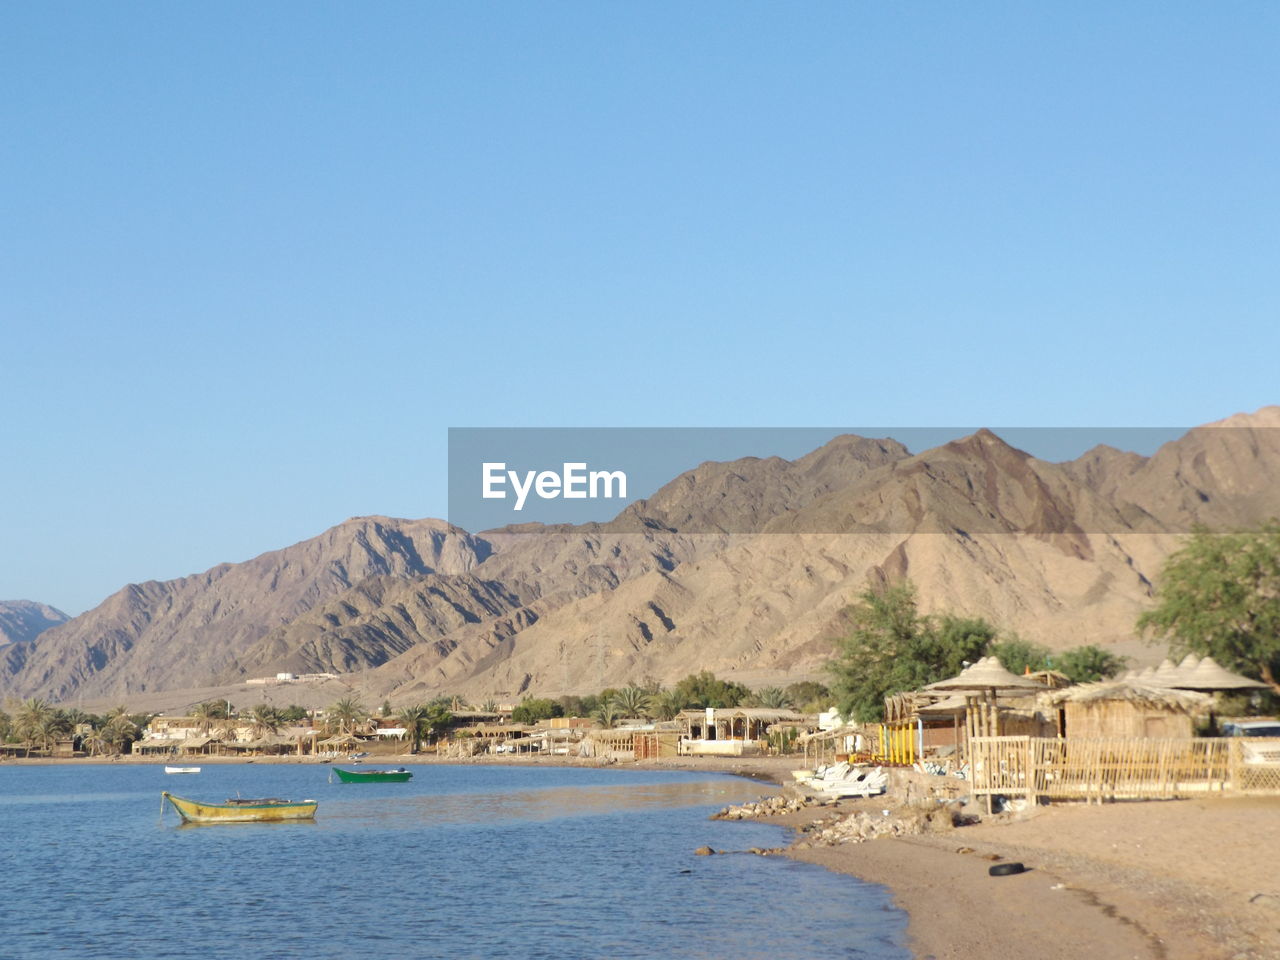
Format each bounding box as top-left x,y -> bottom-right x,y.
2,518 -> 490,701
0,601 -> 69,646
612,435 -> 911,533
5,407 -> 1279,705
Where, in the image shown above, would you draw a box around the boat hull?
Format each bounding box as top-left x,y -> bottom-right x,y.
162,792 -> 317,823
332,767 -> 413,783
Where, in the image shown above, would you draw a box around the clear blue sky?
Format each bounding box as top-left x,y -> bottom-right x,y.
2,4 -> 1277,615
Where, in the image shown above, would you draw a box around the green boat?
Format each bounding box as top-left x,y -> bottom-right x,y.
331,766 -> 413,783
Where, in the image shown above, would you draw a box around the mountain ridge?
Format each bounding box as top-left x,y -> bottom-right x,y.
5,407 -> 1279,705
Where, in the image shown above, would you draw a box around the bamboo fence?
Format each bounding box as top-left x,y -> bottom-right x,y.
969,736 -> 1280,803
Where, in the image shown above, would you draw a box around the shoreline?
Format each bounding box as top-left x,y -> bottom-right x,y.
733,761 -> 1279,960
10,753 -> 1278,959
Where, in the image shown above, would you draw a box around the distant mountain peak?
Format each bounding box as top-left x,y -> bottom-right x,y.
1200,405 -> 1280,430
0,600 -> 70,645
942,428 -> 1032,460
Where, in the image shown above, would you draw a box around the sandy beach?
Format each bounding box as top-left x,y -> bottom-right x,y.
502,754 -> 1280,960
9,752 -> 1278,959
713,758 -> 1280,960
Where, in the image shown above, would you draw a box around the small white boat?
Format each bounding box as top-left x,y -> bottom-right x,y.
165,766 -> 202,774
801,762 -> 888,798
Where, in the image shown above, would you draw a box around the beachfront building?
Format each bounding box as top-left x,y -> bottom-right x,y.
677,707 -> 810,756
132,715 -> 246,757
132,715 -> 318,757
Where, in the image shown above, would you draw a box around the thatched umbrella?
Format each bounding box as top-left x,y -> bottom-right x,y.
924,658 -> 1045,810
1177,654 -> 1202,673
1165,657 -> 1267,733
1167,657 -> 1268,692
1152,659 -> 1182,685
925,657 -> 1045,693
926,657 -> 1045,750
915,693 -> 972,715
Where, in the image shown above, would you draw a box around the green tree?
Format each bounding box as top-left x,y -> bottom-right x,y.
988,638 -> 1052,676
395,705 -> 430,753
33,713 -> 68,753
784,681 -> 832,713
745,687 -> 795,709
828,584 -> 996,723
610,686 -> 650,718
102,706 -> 138,754
644,689 -> 688,721
58,708 -> 90,730
557,695 -> 591,717
672,672 -> 749,709
511,698 -> 562,725
326,697 -> 367,735
81,727 -> 109,757
423,704 -> 453,744
216,713 -> 241,744
593,700 -> 620,729
189,701 -> 220,737
12,698 -> 54,747
1138,521 -> 1280,694
1054,645 -> 1127,684
248,704 -> 283,739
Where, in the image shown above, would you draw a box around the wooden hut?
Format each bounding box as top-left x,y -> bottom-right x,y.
677,708 -> 810,756
1045,682 -> 1211,739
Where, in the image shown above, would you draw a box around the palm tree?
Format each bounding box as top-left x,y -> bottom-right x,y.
249,704 -> 283,740
481,699 -> 498,713
395,705 -> 429,753
59,708 -> 90,730
13,698 -> 56,755
191,701 -> 223,734
81,728 -> 109,757
327,697 -> 366,735
103,706 -> 137,755
611,686 -> 650,719
645,689 -> 688,721
593,701 -> 620,729
748,687 -> 795,709
31,712 -> 69,754
216,714 -> 241,744
424,704 -> 452,745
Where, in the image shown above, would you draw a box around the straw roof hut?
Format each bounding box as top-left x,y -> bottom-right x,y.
1045,681 -> 1212,739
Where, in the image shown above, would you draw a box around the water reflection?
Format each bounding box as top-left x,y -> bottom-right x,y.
325,777 -> 776,829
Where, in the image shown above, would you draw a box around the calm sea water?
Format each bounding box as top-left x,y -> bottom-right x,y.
0,763 -> 908,960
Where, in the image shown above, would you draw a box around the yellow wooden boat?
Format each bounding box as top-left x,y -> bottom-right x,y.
162,791 -> 318,824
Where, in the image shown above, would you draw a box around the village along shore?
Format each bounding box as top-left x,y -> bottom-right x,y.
8,750 -> 1278,960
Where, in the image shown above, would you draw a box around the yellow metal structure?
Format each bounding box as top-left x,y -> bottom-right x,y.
876,722 -> 916,765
